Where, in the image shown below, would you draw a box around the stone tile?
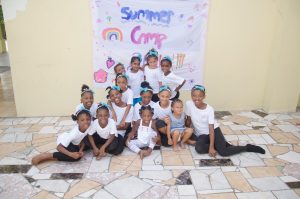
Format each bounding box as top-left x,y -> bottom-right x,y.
190,169 -> 231,191
179,196 -> 197,199
229,125 -> 252,131
247,177 -> 289,191
246,167 -> 282,177
39,117 -> 60,124
0,133 -> 16,142
236,192 -> 276,199
38,126 -> 60,134
242,130 -> 265,134
197,189 -> 234,195
270,132 -> 300,144
139,170 -> 172,181
251,110 -> 268,118
295,189 -> 300,196
283,164 -> 300,179
267,145 -> 290,156
64,179 -> 100,199
136,185 -> 169,199
35,142 -> 57,153
78,189 -> 97,197
230,115 -> 253,125
0,164 -> 32,173
224,172 -> 253,192
32,173 -> 52,180
0,157 -> 30,165
272,190 -> 299,199
293,144 -> 300,152
15,133 -> 32,142
198,193 -> 237,199
286,181 -> 300,189
277,124 -> 300,132
85,172 -> 125,185
215,111 -> 232,120
0,174 -> 34,199
238,112 -> 262,119
104,176 -> 151,199
280,175 -> 299,182
35,179 -> 70,192
177,185 -> 196,196
31,191 -> 60,199
247,134 -> 276,145
199,159 -> 234,167
163,185 -> 179,199
277,151 -> 300,163
162,149 -> 194,166
175,170 -> 192,185
93,189 -> 116,199
58,120 -> 76,126
109,155 -> 142,172
230,152 -> 265,167
220,126 -> 235,135
89,157 -> 111,172
20,117 -> 42,124
50,173 -> 83,180
4,126 -> 29,134
142,150 -> 162,165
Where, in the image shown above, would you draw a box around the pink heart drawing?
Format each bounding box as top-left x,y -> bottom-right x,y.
94,69 -> 108,83
106,57 -> 115,69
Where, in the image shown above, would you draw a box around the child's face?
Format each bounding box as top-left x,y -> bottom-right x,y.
161,60 -> 171,74
172,102 -> 183,115
131,59 -> 140,71
147,57 -> 158,68
81,92 -> 94,109
115,65 -> 125,74
77,113 -> 91,132
158,90 -> 171,104
191,90 -> 205,106
141,109 -> 153,123
116,77 -> 127,91
109,90 -> 122,104
97,108 -> 109,126
141,91 -> 152,105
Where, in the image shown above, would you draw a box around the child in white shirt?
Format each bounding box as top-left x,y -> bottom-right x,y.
75,84 -> 98,119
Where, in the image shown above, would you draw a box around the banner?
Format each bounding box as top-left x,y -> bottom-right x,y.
91,0 -> 209,89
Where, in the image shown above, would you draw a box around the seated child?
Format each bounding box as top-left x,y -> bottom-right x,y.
126,105 -> 158,159
31,108 -> 93,165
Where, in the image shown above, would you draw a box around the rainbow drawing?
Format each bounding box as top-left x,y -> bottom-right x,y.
102,28 -> 123,41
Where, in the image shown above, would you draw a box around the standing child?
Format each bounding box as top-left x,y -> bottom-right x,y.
127,53 -> 144,106
126,105 -> 157,159
106,86 -> 133,140
76,84 -> 98,119
31,109 -> 93,165
86,102 -> 124,159
133,81 -> 156,124
168,99 -> 193,151
144,48 -> 162,102
186,85 -> 265,157
154,85 -> 172,147
160,56 -> 186,100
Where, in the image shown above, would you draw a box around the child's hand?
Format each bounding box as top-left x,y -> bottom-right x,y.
98,146 -> 106,157
152,136 -> 158,143
71,152 -> 82,159
93,148 -> 99,156
164,117 -> 170,126
208,147 -> 217,158
119,119 -> 126,128
168,138 -> 173,146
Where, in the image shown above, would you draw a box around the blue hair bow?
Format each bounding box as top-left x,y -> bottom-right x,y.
111,85 -> 121,91
132,53 -> 142,62
159,85 -> 171,93
97,102 -> 110,109
140,87 -> 153,93
162,56 -> 172,62
192,85 -> 205,91
116,73 -> 129,80
147,50 -> 158,57
75,107 -> 91,117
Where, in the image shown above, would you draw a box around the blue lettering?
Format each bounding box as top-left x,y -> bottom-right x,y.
121,7 -> 131,20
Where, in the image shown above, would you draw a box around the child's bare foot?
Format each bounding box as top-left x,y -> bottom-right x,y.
168,138 -> 173,145
31,153 -> 53,165
180,141 -> 186,149
173,145 -> 179,152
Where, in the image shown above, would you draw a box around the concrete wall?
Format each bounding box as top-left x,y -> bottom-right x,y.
2,0 -> 300,116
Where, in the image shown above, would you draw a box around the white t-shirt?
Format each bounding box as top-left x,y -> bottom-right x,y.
112,103 -> 133,136
75,103 -> 97,118
153,101 -> 172,119
133,101 -> 156,121
185,100 -> 219,136
90,118 -> 117,139
144,66 -> 161,94
127,70 -> 144,98
161,72 -> 185,99
57,125 -> 93,147
121,88 -> 134,105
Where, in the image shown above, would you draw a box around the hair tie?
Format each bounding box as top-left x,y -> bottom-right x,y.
147,50 -> 158,57
140,87 -> 153,93
81,88 -> 94,95
75,107 -> 91,117
132,53 -> 142,62
162,56 -> 172,62
116,73 -> 129,80
111,85 -> 121,91
192,85 -> 205,92
159,85 -> 171,93
97,102 -> 110,110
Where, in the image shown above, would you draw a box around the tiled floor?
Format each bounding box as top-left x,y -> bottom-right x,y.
0,111 -> 299,198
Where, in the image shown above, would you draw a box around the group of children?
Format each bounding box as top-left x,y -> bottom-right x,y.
32,49 -> 265,165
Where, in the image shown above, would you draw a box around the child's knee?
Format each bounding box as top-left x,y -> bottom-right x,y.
195,144 -> 207,154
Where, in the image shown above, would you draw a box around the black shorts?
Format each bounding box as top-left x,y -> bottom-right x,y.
156,119 -> 171,147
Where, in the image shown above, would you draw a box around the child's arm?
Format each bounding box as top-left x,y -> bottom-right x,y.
164,116 -> 173,145
175,79 -> 186,92
208,124 -> 216,157
57,144 -> 82,159
120,104 -> 131,127
98,134 -> 115,157
107,100 -> 117,122
185,116 -> 192,127
79,141 -> 85,153
88,134 -> 99,156
126,121 -> 139,145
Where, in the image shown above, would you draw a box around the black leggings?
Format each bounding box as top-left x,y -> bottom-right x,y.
84,133 -> 124,155
195,127 -> 247,156
53,143 -> 82,162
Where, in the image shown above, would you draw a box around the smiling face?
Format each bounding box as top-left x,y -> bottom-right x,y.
114,64 -> 125,74
172,101 -> 183,115
141,91 -> 152,105
116,77 -> 127,91
81,92 -> 94,109
109,89 -> 122,104
158,90 -> 171,105
96,108 -> 109,127
191,89 -> 205,107
77,112 -> 91,132
131,59 -> 140,72
160,60 -> 171,75
147,57 -> 158,68
140,109 -> 153,124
